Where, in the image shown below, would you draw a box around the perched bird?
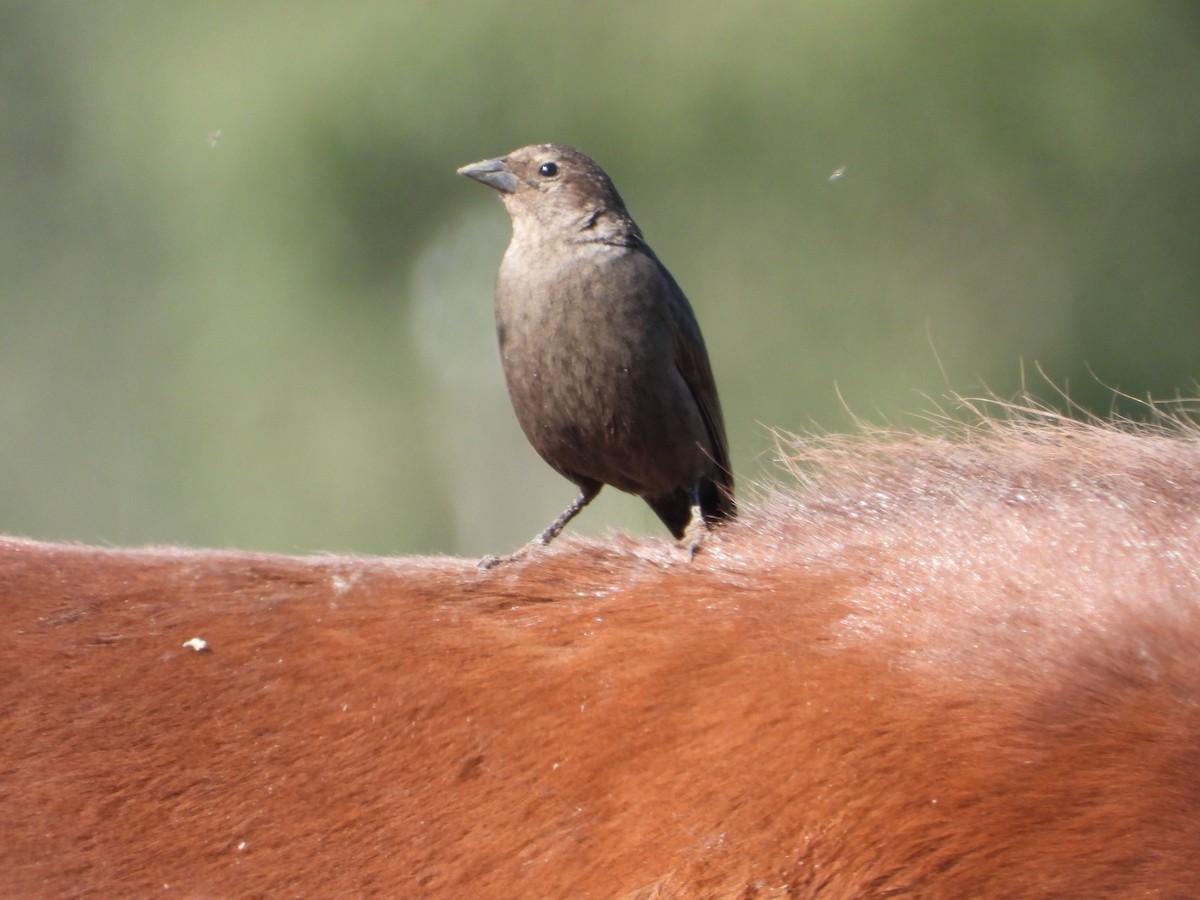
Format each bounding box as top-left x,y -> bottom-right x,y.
458,144 -> 735,563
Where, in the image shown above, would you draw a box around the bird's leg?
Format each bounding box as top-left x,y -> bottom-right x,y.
533,484 -> 602,547
479,484 -> 601,570
681,484 -> 709,561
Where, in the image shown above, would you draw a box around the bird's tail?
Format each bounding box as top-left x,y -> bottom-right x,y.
700,469 -> 737,526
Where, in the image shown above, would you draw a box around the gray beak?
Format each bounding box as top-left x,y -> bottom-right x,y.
457,156 -> 520,194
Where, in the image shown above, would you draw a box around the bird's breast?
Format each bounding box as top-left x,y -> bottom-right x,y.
492,240 -> 711,494
495,243 -> 661,406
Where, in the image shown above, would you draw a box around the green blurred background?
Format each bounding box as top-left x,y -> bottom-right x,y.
2,3 -> 1198,556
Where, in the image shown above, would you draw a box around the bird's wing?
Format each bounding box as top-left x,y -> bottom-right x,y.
657,264 -> 733,484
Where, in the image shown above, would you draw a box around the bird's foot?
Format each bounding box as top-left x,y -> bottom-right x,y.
681,502 -> 709,562
477,535 -> 548,571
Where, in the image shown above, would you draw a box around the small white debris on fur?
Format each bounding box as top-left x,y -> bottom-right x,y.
182,637 -> 208,652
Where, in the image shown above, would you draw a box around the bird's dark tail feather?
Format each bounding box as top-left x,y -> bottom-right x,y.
700,472 -> 737,525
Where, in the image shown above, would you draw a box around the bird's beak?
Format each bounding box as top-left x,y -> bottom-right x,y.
457,156 -> 520,194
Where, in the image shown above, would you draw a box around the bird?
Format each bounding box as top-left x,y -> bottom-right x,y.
457,144 -> 735,565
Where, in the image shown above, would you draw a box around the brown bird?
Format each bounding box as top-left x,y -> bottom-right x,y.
458,144 -> 735,563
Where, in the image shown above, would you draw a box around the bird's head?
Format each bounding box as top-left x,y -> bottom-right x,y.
458,144 -> 637,243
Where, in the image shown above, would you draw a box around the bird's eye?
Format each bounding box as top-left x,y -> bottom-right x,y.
538,161 -> 559,178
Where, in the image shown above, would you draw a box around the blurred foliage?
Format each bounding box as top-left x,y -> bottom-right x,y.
2,2 -> 1198,555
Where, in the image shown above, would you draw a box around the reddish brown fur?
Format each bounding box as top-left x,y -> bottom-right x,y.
4,418 -> 1200,897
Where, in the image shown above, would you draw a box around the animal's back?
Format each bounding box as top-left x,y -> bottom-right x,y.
3,415 -> 1199,897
